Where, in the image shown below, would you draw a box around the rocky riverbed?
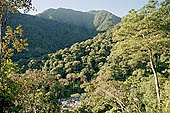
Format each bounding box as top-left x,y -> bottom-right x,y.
59,96 -> 81,111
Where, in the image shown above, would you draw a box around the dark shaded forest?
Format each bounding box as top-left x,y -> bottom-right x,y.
7,8 -> 120,69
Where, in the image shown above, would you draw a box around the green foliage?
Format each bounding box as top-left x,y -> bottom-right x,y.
0,0 -> 33,14
6,9 -> 120,70
10,70 -> 60,112
89,10 -> 120,31
42,29 -> 115,95
37,8 -> 121,32
0,0 -> 33,112
7,13 -> 94,69
0,25 -> 28,112
64,0 -> 170,112
1,0 -> 170,112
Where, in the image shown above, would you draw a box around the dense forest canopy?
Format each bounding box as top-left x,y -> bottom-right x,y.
0,0 -> 170,113
6,9 -> 120,69
42,0 -> 170,112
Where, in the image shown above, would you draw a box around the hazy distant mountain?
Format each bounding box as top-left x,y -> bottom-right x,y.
7,8 -> 120,67
88,10 -> 121,31
37,8 -> 121,32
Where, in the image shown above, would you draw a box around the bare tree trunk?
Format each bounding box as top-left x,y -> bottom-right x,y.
149,50 -> 161,113
33,108 -> 37,113
101,89 -> 127,112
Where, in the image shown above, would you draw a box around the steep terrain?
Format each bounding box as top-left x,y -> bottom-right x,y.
7,13 -> 93,66
7,8 -> 120,67
37,8 -> 121,32
2,0 -> 170,113
40,1 -> 170,112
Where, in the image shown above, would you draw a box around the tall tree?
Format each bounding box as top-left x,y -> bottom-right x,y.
107,0 -> 170,112
0,0 -> 33,70
0,0 -> 33,112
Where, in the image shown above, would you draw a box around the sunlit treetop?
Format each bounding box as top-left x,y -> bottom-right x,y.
0,0 -> 34,14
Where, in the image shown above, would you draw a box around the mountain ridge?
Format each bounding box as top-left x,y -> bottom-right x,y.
6,8 -> 121,68
37,8 -> 121,32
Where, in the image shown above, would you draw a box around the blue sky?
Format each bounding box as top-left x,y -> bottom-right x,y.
29,0 -> 149,17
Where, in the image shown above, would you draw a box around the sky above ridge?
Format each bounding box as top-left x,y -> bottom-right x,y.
28,0 -> 149,17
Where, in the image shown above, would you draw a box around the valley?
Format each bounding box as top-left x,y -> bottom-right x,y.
7,8 -> 120,69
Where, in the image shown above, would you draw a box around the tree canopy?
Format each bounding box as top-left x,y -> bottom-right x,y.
1,0 -> 170,112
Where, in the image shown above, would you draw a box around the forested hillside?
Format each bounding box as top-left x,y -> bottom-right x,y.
7,9 -> 120,67
7,13 -> 93,66
1,0 -> 170,113
37,8 -> 121,32
41,0 -> 170,112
